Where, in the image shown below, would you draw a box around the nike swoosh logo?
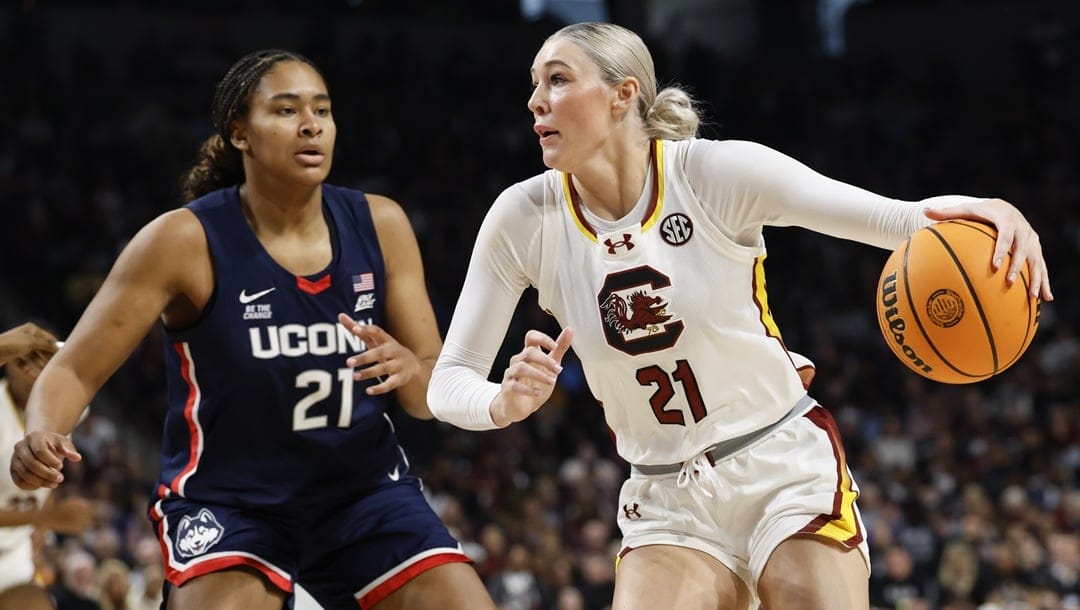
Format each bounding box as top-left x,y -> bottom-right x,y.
239,287 -> 276,304
388,465 -> 400,482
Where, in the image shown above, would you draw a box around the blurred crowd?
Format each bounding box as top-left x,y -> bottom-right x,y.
1,2 -> 1078,609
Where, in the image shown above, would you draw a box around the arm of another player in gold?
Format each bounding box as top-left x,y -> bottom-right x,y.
366,194 -> 443,419
0,494 -> 94,534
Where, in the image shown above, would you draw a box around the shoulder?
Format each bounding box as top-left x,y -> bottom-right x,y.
488,173 -> 550,220
362,193 -> 412,233
676,138 -> 776,165
133,208 -> 207,253
675,138 -> 800,185
108,208 -> 209,293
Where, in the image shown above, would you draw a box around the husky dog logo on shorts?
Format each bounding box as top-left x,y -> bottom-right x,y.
175,508 -> 225,557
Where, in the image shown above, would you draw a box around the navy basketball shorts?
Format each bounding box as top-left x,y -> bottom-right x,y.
149,476 -> 470,609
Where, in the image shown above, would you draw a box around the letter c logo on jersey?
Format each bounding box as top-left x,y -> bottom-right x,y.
597,266 -> 684,356
175,508 -> 225,558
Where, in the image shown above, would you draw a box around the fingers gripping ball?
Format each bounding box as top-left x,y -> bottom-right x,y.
876,220 -> 1040,384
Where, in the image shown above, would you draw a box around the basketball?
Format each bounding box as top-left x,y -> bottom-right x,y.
876,220 -> 1040,384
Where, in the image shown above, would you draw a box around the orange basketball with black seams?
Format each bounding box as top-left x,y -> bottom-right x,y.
876,220 -> 1040,384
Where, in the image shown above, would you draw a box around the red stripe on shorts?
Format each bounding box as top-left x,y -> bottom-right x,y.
358,552 -> 471,609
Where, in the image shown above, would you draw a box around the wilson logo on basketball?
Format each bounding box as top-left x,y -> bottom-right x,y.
879,269 -> 933,374
926,289 -> 964,328
876,221 -> 1039,384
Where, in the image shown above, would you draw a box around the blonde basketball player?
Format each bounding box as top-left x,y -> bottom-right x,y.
427,22 -> 1053,610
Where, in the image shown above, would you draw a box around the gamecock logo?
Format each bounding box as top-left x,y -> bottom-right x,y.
597,266 -> 683,356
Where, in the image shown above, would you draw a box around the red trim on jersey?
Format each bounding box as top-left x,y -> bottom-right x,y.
170,342 -> 201,495
357,552 -> 471,609
297,274 -> 332,294
797,406 -> 865,547
639,139 -> 662,228
564,139 -> 661,238
164,554 -> 293,592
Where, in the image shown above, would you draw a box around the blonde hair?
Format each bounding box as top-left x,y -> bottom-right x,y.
548,22 -> 699,140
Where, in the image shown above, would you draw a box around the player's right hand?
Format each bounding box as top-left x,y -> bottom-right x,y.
10,431 -> 82,490
491,327 -> 574,427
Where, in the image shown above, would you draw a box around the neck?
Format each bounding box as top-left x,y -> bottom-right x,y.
238,177 -> 324,236
570,134 -> 652,221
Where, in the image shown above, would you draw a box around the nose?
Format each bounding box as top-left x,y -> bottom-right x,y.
527,86 -> 547,116
299,109 -> 323,138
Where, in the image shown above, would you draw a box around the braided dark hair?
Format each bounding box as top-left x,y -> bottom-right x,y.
179,49 -> 323,202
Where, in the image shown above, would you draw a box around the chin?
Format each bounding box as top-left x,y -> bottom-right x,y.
540,148 -> 564,171
299,167 -> 332,185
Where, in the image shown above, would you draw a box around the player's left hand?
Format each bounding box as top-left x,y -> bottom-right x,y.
338,313 -> 419,396
925,198 -> 1052,301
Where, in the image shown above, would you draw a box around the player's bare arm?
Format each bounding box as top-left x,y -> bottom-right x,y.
343,193 -> 442,419
12,209 -> 210,490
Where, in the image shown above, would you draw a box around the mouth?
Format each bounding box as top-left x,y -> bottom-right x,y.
295,149 -> 326,165
534,125 -> 559,144
535,123 -> 561,138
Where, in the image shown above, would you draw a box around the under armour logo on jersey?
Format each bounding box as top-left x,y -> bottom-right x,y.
603,234 -> 635,254
622,502 -> 642,520
175,508 -> 225,558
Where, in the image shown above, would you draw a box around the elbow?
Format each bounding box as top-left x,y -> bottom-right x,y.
425,371 -> 448,422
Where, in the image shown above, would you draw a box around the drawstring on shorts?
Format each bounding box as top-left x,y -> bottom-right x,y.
676,451 -> 724,498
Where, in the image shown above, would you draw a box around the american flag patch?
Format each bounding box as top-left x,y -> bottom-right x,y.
352,272 -> 375,292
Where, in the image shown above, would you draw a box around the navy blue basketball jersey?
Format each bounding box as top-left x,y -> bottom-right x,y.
157,185 -> 403,509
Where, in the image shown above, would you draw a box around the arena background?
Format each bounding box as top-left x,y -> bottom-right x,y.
1,1 -> 1077,609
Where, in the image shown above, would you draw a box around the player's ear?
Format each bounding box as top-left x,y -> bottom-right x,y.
229,122 -> 249,152
612,77 -> 640,116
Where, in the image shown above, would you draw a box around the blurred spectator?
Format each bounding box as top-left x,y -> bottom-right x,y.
95,558 -> 130,610
47,548 -> 100,610
488,544 -> 542,610
870,546 -> 930,610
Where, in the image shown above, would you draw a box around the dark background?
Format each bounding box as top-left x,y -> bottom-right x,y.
1,2 -> 1077,609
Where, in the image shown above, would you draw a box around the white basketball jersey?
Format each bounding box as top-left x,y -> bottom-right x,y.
0,379 -> 50,558
533,140 -> 806,465
431,137 -> 971,464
